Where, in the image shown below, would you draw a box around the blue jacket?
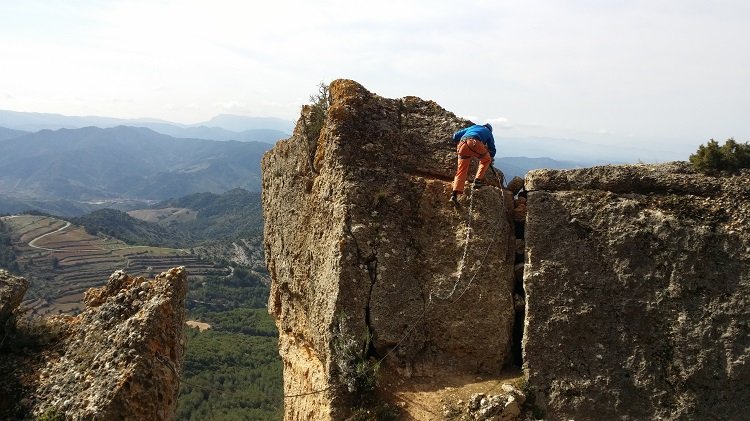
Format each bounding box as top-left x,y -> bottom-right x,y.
452,125 -> 496,157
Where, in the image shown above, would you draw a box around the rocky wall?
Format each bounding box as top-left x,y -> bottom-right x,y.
523,163 -> 750,420
263,80 -> 516,420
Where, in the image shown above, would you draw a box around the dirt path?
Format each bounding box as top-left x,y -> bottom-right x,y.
186,320 -> 212,332
27,221 -> 72,251
379,369 -> 525,420
24,220 -> 162,253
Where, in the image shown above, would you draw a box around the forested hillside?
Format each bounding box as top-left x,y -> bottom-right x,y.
0,219 -> 18,272
178,267 -> 282,420
71,189 -> 263,250
151,189 -> 264,240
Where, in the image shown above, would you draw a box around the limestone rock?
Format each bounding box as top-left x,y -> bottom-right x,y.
524,163 -> 750,420
263,79 -> 516,420
1,267 -> 187,420
0,269 -> 27,335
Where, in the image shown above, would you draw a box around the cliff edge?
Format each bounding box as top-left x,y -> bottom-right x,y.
262,79 -> 517,419
0,267 -> 187,420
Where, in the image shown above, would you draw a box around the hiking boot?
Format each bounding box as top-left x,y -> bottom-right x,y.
449,192 -> 459,205
472,179 -> 485,189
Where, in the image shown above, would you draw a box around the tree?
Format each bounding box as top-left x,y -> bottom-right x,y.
300,82 -> 330,175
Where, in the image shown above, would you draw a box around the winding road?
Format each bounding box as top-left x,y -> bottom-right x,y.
28,221 -> 73,251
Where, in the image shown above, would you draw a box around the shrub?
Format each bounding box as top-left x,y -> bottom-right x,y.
332,313 -> 379,401
689,138 -> 750,173
302,82 -> 330,146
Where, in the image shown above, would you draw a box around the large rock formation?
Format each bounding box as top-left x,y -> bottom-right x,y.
524,163 -> 750,419
0,267 -> 187,420
263,79 -> 516,419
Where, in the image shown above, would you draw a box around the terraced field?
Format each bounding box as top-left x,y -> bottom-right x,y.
2,215 -> 230,316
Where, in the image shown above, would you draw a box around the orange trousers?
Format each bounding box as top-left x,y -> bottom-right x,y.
452,138 -> 491,194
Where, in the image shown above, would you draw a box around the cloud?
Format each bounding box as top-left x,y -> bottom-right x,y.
213,101 -> 247,112
487,117 -> 513,130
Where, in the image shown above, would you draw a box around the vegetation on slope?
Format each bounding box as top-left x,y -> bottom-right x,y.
304,82 -> 330,143
71,209 -> 189,248
70,189 -> 262,250
153,188 -> 264,240
0,219 -> 19,272
690,138 -> 750,173
178,266 -> 282,420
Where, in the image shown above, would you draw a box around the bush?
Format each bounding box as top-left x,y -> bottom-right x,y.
689,138 -> 750,173
304,82 -> 330,143
332,313 -> 379,401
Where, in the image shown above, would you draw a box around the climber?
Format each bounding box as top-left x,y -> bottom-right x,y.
449,123 -> 496,204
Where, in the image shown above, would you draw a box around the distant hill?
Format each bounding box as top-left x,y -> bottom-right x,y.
494,156 -> 585,180
0,126 -> 271,201
145,125 -> 289,143
199,114 -> 294,132
137,188 -> 264,241
71,208 -> 189,248
0,109 -> 293,143
0,109 -> 132,131
67,189 -> 264,248
0,126 -> 28,141
0,196 -> 91,216
498,136 -> 675,163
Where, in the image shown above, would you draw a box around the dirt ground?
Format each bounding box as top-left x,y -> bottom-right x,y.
185,320 -> 211,332
379,368 -> 525,420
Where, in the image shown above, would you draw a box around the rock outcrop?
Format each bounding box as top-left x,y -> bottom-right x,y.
0,267 -> 187,420
0,269 -> 27,336
263,80 -> 516,419
523,163 -> 750,419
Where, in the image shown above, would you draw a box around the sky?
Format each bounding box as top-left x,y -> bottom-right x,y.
1,0 -> 748,160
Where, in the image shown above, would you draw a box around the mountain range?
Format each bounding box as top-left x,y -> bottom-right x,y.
0,110 -> 294,143
0,125 -> 271,204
